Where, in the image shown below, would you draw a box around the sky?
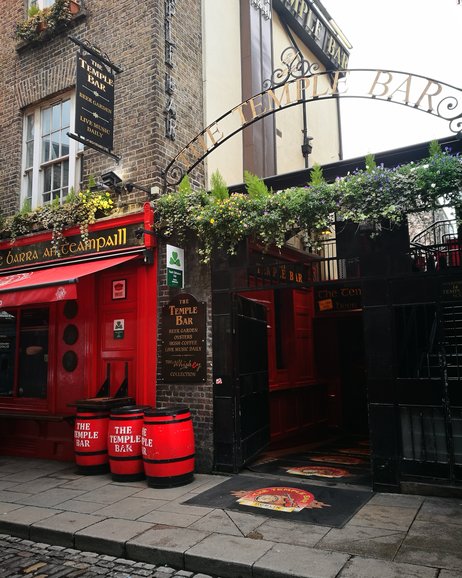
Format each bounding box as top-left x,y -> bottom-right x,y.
319,0 -> 462,159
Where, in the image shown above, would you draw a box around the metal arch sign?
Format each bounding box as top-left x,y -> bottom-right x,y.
163,66 -> 462,188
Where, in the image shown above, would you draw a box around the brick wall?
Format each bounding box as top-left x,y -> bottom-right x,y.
1,0 -> 215,472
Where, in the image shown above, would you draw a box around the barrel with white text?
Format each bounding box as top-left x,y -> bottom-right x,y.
142,406 -> 195,488
74,408 -> 110,475
108,405 -> 150,482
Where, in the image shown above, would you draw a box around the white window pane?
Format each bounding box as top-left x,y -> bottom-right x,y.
43,165 -> 51,193
51,131 -> 60,159
63,159 -> 69,186
61,130 -> 69,156
62,99 -> 70,129
51,103 -> 60,132
26,171 -> 33,199
26,142 -> 34,169
42,136 -> 50,162
53,162 -> 61,191
26,115 -> 34,141
42,108 -> 50,136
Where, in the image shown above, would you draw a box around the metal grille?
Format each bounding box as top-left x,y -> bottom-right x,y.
400,405 -> 449,463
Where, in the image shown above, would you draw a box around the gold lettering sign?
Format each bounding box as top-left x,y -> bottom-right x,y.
0,224 -> 143,270
164,69 -> 462,186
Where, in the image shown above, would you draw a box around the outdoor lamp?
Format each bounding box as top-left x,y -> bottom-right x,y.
100,171 -> 123,191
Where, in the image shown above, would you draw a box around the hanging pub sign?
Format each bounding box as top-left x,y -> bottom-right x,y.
161,293 -> 206,383
68,36 -> 122,162
314,284 -> 362,314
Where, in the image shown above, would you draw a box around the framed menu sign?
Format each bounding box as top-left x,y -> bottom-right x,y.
161,293 -> 206,383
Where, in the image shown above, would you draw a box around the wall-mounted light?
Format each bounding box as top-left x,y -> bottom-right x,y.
100,171 -> 123,191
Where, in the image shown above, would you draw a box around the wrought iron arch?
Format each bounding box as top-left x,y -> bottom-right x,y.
163,48 -> 462,190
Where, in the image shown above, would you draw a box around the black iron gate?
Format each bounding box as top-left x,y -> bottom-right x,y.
213,294 -> 269,473
395,299 -> 462,483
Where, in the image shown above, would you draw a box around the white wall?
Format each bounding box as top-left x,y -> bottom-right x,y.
202,0 -> 243,188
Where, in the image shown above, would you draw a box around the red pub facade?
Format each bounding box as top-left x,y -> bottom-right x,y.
0,206 -> 157,461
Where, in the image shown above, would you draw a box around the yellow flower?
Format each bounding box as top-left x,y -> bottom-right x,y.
210,218 -> 215,224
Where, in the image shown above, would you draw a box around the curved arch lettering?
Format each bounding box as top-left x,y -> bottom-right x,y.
163,68 -> 462,187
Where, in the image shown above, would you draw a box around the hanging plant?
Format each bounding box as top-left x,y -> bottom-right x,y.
153,143 -> 462,262
3,187 -> 114,256
14,0 -> 80,43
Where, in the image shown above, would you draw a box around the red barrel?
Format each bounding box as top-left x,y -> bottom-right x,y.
74,409 -> 110,475
108,405 -> 149,482
142,406 -> 195,488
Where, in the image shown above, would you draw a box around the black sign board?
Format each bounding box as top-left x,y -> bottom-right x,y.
314,284 -> 362,314
75,51 -> 115,152
161,293 -> 207,383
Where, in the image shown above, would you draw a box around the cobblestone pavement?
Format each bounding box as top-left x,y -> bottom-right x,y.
0,535 -> 218,578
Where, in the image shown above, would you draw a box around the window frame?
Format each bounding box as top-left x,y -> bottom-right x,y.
21,92 -> 81,209
0,304 -> 56,412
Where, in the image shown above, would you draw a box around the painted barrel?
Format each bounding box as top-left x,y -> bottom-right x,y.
142,406 -> 195,488
108,405 -> 149,482
74,408 -> 110,475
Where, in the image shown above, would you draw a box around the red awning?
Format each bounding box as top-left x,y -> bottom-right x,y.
0,254 -> 138,307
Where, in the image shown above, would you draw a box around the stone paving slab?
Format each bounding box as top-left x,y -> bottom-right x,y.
0,500 -> 24,514
395,546 -> 462,572
415,497 -> 462,526
400,519 -> 462,554
75,517 -> 154,557
0,489 -> 35,503
126,526 -> 211,568
0,468 -> 54,483
253,543 -> 349,578
58,475 -> 113,492
337,556 -> 438,578
51,497 -> 110,514
29,511 -> 104,547
93,496 -> 168,520
19,487 -> 85,508
11,477 -> 69,495
188,509 -> 247,536
317,523 -> 405,560
138,508 -> 203,527
249,517 -> 329,548
185,532 -> 274,578
367,492 -> 425,508
76,483 -> 141,504
0,506 -> 60,539
348,503 -> 418,531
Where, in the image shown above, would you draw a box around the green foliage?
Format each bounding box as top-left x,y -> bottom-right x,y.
14,0 -> 78,43
364,153 -> 377,173
3,188 -> 114,256
429,140 -> 442,157
244,171 -> 270,199
154,145 -> 462,263
309,164 -> 325,186
210,171 -> 229,202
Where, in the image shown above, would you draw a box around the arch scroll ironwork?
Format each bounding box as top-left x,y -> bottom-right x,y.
163,58 -> 462,190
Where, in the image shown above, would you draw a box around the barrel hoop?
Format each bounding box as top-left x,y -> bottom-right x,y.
144,416 -> 191,425
75,449 -> 108,456
108,454 -> 143,461
143,453 -> 195,464
109,415 -> 144,421
76,414 -> 109,419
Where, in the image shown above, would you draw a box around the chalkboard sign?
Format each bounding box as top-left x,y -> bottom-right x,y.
161,293 -> 206,383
